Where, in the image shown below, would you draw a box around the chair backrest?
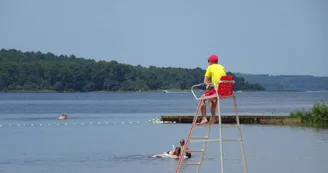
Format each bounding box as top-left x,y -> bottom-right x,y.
218,75 -> 235,98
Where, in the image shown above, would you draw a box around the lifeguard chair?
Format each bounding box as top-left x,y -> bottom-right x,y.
175,75 -> 248,173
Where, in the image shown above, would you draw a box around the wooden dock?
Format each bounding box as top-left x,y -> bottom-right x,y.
160,115 -> 301,125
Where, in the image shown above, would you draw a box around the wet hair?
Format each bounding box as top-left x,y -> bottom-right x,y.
180,139 -> 185,144
175,147 -> 181,156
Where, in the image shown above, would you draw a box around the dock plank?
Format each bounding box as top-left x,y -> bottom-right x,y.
160,115 -> 301,125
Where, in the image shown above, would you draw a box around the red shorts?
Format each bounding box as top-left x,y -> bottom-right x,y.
205,89 -> 218,96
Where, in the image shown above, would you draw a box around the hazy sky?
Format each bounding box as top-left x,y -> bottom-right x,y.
0,0 -> 327,76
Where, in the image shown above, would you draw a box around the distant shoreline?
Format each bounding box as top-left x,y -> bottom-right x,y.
0,89 -> 325,93
0,49 -> 266,92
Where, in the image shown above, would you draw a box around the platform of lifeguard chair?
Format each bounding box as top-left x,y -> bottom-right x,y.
160,115 -> 301,125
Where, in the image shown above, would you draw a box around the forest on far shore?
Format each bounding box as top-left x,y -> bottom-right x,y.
0,49 -> 265,92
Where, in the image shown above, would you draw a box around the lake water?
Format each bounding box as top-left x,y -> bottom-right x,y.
0,91 -> 328,173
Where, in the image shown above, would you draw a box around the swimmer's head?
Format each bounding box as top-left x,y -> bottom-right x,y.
180,139 -> 185,146
175,147 -> 181,156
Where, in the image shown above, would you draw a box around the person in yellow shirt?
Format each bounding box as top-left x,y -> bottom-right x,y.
198,54 -> 226,125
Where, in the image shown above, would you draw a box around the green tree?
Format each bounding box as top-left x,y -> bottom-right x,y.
0,49 -> 265,92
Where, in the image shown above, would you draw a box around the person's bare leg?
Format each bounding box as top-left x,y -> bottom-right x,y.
209,99 -> 217,124
198,98 -> 208,125
153,154 -> 163,158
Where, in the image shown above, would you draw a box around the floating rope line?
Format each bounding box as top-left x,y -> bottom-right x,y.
0,117 -> 177,129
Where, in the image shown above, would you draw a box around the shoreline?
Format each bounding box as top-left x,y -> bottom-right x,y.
0,89 -> 322,93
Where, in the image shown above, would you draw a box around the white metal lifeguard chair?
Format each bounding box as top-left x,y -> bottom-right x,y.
175,75 -> 248,173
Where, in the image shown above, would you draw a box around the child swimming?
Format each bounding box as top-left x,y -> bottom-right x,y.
152,147 -> 181,159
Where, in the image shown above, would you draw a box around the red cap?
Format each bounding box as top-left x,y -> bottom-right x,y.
208,54 -> 218,63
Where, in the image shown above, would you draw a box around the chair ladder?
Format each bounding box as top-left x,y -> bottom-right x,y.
175,88 -> 248,173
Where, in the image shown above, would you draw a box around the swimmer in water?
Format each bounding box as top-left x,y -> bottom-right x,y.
152,147 -> 181,159
58,114 -> 68,120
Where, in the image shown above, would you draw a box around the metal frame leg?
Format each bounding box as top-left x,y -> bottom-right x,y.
217,97 -> 224,173
233,94 -> 248,173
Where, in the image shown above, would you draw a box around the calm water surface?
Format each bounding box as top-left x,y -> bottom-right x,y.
0,92 -> 328,173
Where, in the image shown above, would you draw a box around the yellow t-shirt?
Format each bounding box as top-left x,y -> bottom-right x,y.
204,64 -> 226,88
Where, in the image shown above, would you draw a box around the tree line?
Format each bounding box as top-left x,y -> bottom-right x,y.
0,49 -> 265,92
234,73 -> 328,91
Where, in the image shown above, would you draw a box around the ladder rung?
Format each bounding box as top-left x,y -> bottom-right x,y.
190,138 -> 241,143
183,162 -> 201,166
190,136 -> 208,139
185,149 -> 205,153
